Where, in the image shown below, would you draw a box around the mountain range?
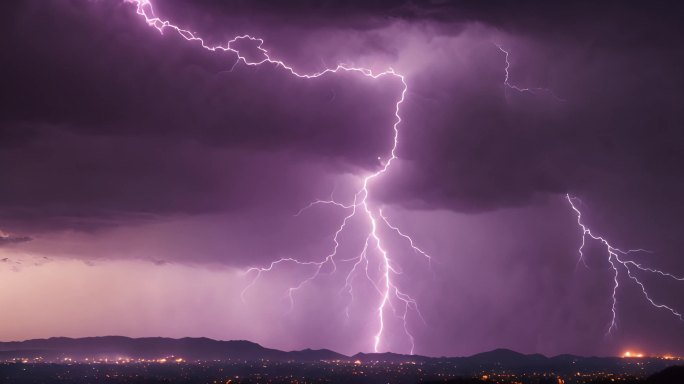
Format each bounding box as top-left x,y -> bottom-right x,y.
0,336 -> 679,376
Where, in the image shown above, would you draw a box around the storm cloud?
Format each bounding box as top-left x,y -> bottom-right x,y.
1,0 -> 683,357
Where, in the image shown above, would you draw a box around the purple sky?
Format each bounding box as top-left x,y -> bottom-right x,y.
1,0 -> 683,357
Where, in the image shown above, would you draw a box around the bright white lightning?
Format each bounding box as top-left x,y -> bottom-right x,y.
126,0 -> 432,354
379,210 -> 434,269
119,1 -> 684,352
495,44 -> 682,336
494,46 -> 682,334
566,194 -> 684,334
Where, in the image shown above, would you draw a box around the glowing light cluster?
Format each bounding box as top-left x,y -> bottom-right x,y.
125,0 -> 430,354
567,194 -> 684,334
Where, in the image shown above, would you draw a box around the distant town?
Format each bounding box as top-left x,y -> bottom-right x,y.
1,337 -> 682,383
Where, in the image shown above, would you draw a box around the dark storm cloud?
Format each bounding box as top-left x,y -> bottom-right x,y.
207,0 -> 683,216
2,0 -> 683,234
0,129 -> 332,228
372,2 -> 684,215
0,0 -> 403,230
1,0 -> 684,359
2,1 -> 399,156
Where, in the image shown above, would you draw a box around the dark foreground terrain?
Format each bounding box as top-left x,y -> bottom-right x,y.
1,337 -> 683,384
1,362 -> 683,384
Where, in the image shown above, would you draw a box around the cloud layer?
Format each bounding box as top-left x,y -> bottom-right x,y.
1,0 -> 683,357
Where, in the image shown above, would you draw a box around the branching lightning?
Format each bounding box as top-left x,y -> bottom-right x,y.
125,1 -> 680,353
495,42 -> 683,336
566,194 -> 684,334
495,45 -> 682,335
496,44 -> 564,101
125,0 -> 432,354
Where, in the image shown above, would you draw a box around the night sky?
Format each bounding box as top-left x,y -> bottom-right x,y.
1,0 -> 683,358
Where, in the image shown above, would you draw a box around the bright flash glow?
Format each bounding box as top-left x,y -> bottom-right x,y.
125,0 -> 432,354
567,194 -> 684,334
622,351 -> 644,358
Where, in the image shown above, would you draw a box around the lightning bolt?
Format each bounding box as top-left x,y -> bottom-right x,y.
125,0 -> 432,354
566,194 -> 684,334
495,44 -> 682,337
115,2 -> 683,352
496,44 -> 564,101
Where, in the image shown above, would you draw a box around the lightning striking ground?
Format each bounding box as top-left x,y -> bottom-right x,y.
125,0 -> 680,353
566,194 -> 684,334
125,0 -> 432,354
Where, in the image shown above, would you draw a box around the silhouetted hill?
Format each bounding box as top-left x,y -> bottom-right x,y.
352,351 -> 431,363
0,336 -> 680,377
467,348 -> 547,367
0,336 -> 289,361
287,348 -> 347,362
647,365 -> 684,383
